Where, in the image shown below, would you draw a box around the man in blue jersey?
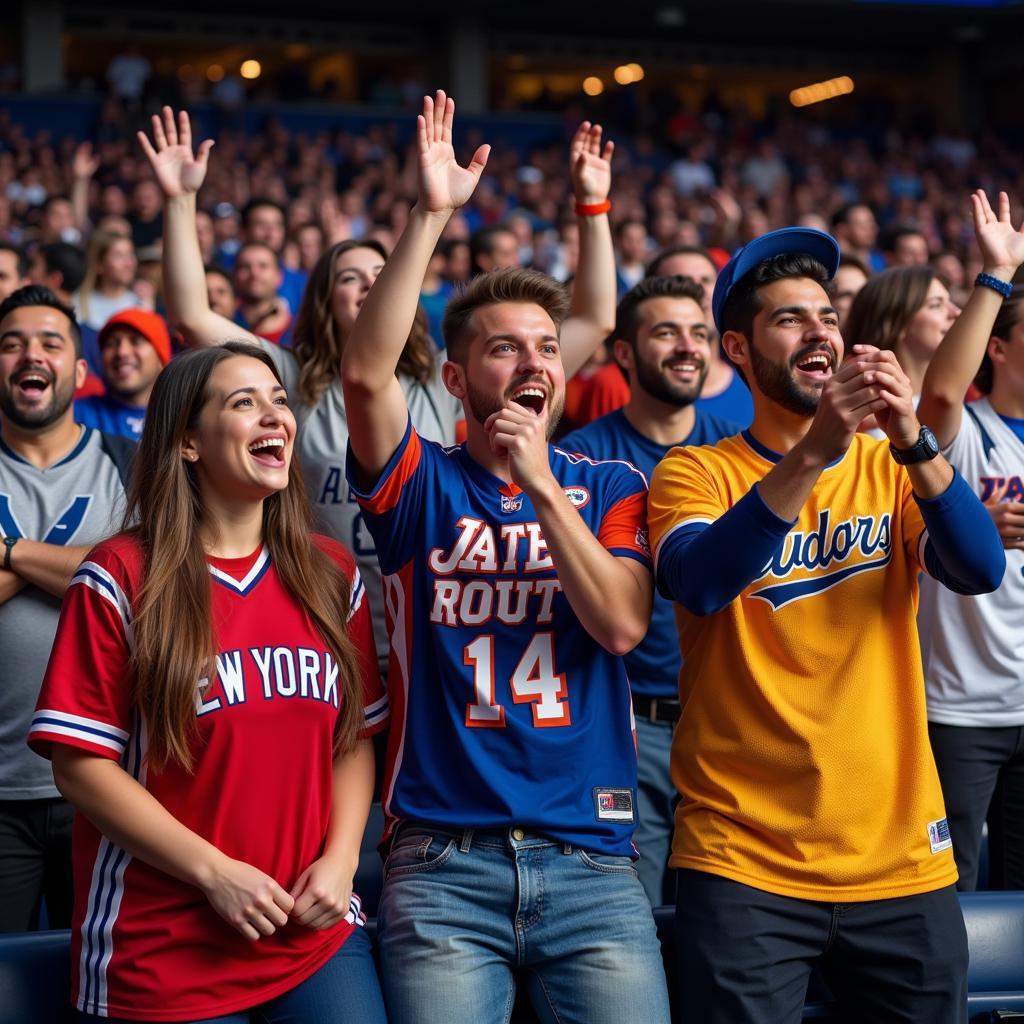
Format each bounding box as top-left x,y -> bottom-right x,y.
560,274 -> 739,904
342,91 -> 669,1024
74,308 -> 170,439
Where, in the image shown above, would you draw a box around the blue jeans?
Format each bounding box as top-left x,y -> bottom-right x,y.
377,824 -> 671,1024
633,716 -> 677,905
76,925 -> 386,1023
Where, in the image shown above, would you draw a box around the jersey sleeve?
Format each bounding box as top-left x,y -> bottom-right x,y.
596,465 -> 652,565
648,445 -> 725,563
313,535 -> 389,738
897,465 -> 929,574
28,547 -> 136,762
345,417 -> 431,573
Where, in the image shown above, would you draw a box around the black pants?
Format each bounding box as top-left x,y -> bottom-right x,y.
929,721 -> 1024,891
0,797 -> 74,932
675,869 -> 968,1023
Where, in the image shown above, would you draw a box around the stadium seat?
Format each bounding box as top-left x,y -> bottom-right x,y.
0,930 -> 74,1024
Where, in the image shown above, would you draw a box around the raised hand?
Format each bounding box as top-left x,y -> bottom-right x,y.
569,121 -> 614,204
484,402 -> 554,493
137,106 -> 214,199
849,346 -> 920,447
416,90 -> 490,215
71,141 -> 100,181
971,190 -> 1024,280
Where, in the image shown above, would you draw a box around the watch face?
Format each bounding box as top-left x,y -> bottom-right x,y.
921,427 -> 939,456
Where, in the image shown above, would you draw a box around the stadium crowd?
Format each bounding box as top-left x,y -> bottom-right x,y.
0,77 -> 1022,1023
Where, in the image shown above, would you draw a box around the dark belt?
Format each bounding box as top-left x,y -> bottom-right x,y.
632,694 -> 681,725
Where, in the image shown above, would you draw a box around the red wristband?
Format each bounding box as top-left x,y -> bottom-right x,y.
574,199 -> 611,216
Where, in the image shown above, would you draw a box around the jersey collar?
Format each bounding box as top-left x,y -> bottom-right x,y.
208,545 -> 272,596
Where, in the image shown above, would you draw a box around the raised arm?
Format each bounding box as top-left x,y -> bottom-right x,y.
138,107 -> 249,348
343,91 -> 489,479
70,142 -> 100,236
559,123 -> 616,379
918,190 -> 1024,448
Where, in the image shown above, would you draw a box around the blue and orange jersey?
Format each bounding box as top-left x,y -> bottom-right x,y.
648,430 -> 958,901
347,420 -> 651,856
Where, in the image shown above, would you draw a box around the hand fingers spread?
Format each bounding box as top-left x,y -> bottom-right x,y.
179,110 -> 191,150
151,114 -> 167,150
136,131 -> 157,162
162,106 -> 178,147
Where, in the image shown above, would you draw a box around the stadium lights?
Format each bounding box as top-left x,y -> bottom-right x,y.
206,64 -> 225,83
583,76 -> 604,96
614,63 -> 646,85
240,60 -> 262,80
789,76 -> 854,108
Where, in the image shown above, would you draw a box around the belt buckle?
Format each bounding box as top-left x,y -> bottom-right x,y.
649,698 -> 661,725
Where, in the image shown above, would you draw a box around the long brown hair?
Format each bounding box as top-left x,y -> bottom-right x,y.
291,238 -> 435,406
843,266 -> 935,356
123,342 -> 363,771
976,286 -> 1024,395
78,230 -> 134,323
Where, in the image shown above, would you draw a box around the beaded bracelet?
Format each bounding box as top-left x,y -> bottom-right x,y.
975,272 -> 1013,299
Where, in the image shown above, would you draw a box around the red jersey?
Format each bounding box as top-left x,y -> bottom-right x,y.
28,533 -> 388,1021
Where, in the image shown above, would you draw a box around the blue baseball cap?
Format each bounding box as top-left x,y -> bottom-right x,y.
711,227 -> 841,334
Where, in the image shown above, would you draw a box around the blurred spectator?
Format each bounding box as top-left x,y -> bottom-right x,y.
833,254 -> 870,325
470,224 -> 519,275
204,265 -> 236,318
933,250 -> 969,308
419,244 -> 453,349
130,180 -> 164,248
72,230 -> 144,331
883,225 -> 931,266
74,308 -> 170,439
232,241 -> 292,346
0,243 -> 29,302
237,198 -> 306,315
831,203 -> 884,272
615,219 -> 649,296
37,197 -> 80,246
105,44 -> 151,105
195,209 -> 216,265
28,242 -> 86,305
440,237 -> 470,286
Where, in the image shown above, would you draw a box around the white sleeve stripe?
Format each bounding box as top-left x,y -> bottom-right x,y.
28,722 -> 125,754
348,571 -> 366,621
364,694 -> 389,715
918,529 -> 933,577
652,517 -> 714,570
72,562 -> 134,643
32,709 -> 129,741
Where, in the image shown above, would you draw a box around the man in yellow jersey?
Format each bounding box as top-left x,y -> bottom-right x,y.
648,227 -> 1006,1023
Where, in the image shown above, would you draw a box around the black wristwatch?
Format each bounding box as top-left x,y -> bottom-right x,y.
2,535 -> 17,571
889,426 -> 940,465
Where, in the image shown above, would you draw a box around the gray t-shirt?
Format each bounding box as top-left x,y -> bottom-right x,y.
0,427 -> 127,798
263,343 -> 460,670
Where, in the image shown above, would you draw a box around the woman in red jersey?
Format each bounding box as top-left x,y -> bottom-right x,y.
29,341 -> 388,1023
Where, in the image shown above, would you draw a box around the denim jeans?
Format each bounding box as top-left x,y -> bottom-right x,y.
633,716 -> 677,906
377,824 -> 671,1024
76,925 -> 386,1024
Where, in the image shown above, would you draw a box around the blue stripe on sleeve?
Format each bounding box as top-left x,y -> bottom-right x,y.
918,469 -> 1005,595
656,484 -> 794,615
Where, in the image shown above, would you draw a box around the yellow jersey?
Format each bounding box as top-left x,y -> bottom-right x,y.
648,430 -> 957,901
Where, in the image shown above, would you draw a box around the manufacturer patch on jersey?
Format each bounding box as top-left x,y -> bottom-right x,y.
635,527 -> 651,556
927,817 -> 952,854
563,486 -> 590,509
593,788 -> 634,823
500,493 -> 524,514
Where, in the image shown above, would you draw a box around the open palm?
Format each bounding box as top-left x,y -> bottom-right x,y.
417,91 -> 489,214
972,190 -> 1024,275
569,121 -> 614,203
137,107 -> 213,199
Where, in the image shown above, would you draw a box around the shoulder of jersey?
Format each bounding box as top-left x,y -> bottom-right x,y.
311,532 -> 357,575
77,532 -> 145,594
551,443 -> 646,481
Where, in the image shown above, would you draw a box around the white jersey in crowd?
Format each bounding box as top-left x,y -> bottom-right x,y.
262,341 -> 461,672
919,397 -> 1024,726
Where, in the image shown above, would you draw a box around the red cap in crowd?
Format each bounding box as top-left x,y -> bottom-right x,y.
98,309 -> 172,366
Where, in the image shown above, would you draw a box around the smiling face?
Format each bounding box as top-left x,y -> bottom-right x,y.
0,304 -> 85,430
330,246 -> 386,335
234,245 -> 281,303
449,302 -> 566,440
729,276 -> 842,417
181,355 -> 296,505
100,327 -> 164,404
619,295 -> 711,407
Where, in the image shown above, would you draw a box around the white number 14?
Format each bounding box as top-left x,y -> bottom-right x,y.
464,633 -> 570,729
